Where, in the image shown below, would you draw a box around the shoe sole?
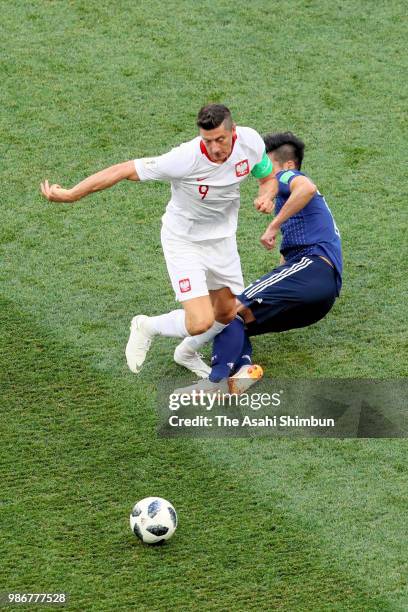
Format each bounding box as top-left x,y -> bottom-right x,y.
228,364 -> 264,395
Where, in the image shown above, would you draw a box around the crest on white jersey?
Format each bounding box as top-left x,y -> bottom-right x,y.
235,159 -> 249,177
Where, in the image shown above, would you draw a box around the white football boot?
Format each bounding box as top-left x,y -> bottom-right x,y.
228,364 -> 264,395
125,315 -> 153,373
174,339 -> 211,379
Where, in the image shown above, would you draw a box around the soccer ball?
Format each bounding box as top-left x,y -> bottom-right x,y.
130,497 -> 177,544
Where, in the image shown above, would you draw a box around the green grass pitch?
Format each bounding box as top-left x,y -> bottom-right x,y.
1,1 -> 407,610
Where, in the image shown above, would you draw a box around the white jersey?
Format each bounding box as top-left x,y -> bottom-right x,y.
134,126 -> 265,241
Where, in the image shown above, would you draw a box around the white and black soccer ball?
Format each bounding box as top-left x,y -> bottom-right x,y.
130,497 -> 177,544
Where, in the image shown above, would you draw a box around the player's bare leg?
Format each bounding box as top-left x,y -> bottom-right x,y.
174,287 -> 236,377
210,287 -> 238,325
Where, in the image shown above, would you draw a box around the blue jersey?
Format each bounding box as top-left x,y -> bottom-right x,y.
275,169 -> 343,293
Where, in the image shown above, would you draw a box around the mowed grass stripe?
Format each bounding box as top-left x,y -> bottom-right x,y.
0,296 -> 395,611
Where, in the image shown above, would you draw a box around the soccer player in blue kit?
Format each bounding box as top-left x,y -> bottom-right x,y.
176,131 -> 343,393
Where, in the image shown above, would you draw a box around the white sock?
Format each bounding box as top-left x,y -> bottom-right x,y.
182,320 -> 227,350
144,310 -> 188,338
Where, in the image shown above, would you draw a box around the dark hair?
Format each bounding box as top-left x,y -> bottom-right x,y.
197,104 -> 233,131
263,131 -> 305,169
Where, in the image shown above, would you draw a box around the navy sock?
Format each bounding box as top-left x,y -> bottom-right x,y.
233,333 -> 253,372
209,317 -> 246,382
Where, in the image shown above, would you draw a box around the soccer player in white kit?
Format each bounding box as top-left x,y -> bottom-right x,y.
40,104 -> 276,375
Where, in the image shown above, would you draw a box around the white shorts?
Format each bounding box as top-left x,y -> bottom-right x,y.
161,226 -> 244,302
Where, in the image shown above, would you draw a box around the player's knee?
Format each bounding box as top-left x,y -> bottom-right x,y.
187,315 -> 215,336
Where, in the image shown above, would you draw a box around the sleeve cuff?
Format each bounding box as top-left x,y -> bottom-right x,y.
133,159 -> 148,181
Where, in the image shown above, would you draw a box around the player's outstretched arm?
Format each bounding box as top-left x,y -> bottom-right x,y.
40,160 -> 139,203
273,175 -> 316,226
260,176 -> 316,250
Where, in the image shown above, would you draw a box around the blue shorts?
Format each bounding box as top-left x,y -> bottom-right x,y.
238,256 -> 338,337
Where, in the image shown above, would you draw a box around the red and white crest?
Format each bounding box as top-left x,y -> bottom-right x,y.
179,278 -> 191,293
235,159 -> 249,177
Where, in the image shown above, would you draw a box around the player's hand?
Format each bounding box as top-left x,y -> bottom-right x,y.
40,180 -> 76,203
254,195 -> 274,214
260,224 -> 279,250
